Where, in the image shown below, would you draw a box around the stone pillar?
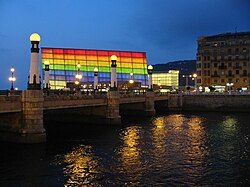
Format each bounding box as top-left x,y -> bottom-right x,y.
168,93 -> 183,111
110,55 -> 118,91
20,90 -> 46,143
44,62 -> 50,90
106,91 -> 121,124
145,91 -> 156,116
94,68 -> 98,91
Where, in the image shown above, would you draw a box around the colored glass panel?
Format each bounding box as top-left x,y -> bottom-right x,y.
41,47 -> 148,88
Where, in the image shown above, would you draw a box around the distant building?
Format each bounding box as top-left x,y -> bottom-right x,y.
41,48 -> 148,90
152,70 -> 179,92
196,32 -> 250,92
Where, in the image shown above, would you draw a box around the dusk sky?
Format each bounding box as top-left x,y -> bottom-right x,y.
0,0 -> 250,89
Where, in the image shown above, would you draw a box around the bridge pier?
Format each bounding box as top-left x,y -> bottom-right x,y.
145,92 -> 156,116
19,90 -> 46,143
106,91 -> 121,124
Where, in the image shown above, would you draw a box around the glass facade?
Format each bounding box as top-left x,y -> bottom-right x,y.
41,48 -> 148,90
152,70 -> 179,89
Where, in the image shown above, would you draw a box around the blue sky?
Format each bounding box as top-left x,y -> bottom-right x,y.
0,0 -> 250,89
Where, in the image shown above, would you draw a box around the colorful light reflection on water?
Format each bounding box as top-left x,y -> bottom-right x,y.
0,112 -> 249,186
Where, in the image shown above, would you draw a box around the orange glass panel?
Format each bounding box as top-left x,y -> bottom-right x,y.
53,54 -> 64,59
75,55 -> 86,60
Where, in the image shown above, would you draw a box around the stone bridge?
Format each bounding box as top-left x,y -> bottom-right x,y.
0,90 -> 170,143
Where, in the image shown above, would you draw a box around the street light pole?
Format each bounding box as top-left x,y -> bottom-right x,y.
9,67 -> 16,90
193,73 -> 197,91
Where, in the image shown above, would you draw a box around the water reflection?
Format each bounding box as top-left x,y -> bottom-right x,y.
63,145 -> 102,186
151,114 -> 207,185
118,126 -> 144,185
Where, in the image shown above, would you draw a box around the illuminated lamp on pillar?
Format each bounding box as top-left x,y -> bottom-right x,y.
43,61 -> 50,90
28,33 -> 41,90
110,55 -> 118,91
147,65 -> 153,91
94,67 -> 99,91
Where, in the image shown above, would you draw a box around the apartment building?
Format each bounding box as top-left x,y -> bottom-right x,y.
196,32 -> 250,91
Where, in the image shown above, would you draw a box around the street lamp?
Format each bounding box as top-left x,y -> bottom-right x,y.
182,74 -> 192,88
147,65 -> 153,91
193,73 -> 197,91
75,63 -> 82,91
226,82 -> 234,94
9,67 -> 16,90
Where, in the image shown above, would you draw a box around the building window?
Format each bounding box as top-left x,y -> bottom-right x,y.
236,70 -> 239,75
228,56 -> 232,61
235,48 -> 239,55
236,62 -> 239,67
214,63 -> 217,67
243,61 -> 247,66
228,62 -> 232,67
214,71 -> 217,76
228,70 -> 232,76
208,70 -> 210,76
228,48 -> 232,55
204,56 -> 207,61
243,70 -> 247,76
207,56 -> 210,61
204,63 -> 207,68
221,79 -> 225,83
207,63 -> 210,68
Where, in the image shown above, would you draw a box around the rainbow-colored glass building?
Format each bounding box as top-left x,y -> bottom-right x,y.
41,48 -> 148,90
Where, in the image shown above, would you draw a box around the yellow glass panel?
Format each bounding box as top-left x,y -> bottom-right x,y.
42,59 -> 53,64
87,55 -> 97,61
87,61 -> 98,66
98,56 -> 109,61
64,60 -> 76,65
120,62 -> 132,68
133,63 -> 144,68
53,59 -> 65,64
98,61 -> 109,67
75,55 -> 86,60
53,54 -> 64,59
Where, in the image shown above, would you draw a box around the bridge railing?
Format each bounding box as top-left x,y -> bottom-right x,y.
0,90 -> 22,96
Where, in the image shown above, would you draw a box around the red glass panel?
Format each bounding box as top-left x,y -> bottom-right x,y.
75,49 -> 85,55
120,52 -> 131,57
131,52 -> 144,58
64,49 -> 75,54
52,48 -> 64,54
41,48 -> 52,53
108,51 -> 120,57
85,50 -> 97,55
97,50 -> 109,56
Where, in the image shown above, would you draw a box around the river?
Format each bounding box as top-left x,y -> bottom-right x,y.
0,112 -> 249,186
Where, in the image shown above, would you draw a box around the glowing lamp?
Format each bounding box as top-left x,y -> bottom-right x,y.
30,33 -> 41,42
75,74 -> 82,80
110,55 -> 117,61
129,79 -> 134,84
75,81 -> 79,85
10,68 -> 15,73
148,65 -> 153,70
94,67 -> 98,72
193,73 -> 197,78
44,61 -> 50,65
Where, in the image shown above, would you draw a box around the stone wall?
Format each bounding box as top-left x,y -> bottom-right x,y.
182,94 -> 250,112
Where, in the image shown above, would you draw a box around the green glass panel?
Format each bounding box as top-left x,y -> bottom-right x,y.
98,66 -> 110,72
